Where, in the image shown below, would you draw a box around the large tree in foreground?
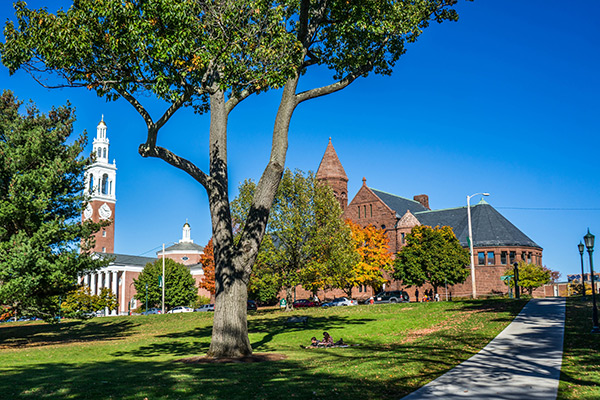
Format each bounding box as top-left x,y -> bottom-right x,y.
0,90 -> 108,320
394,225 -> 470,294
1,0 -> 467,357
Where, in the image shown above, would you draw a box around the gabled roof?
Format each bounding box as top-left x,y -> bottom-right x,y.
316,138 -> 348,182
415,201 -> 541,248
370,188 -> 428,216
100,253 -> 157,267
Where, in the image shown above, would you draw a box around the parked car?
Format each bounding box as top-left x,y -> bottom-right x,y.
167,306 -> 193,314
142,307 -> 162,315
247,300 -> 258,311
195,304 -> 215,312
292,299 -> 319,308
321,297 -> 358,307
373,290 -> 410,304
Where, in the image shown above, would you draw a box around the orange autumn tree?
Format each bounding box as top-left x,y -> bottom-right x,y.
334,220 -> 393,296
198,239 -> 215,295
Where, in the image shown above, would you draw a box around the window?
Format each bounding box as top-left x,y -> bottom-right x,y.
528,252 -> 532,263
522,252 -> 526,262
101,174 -> 108,194
381,224 -> 386,230
102,230 -> 106,237
89,175 -> 94,193
97,148 -> 101,158
102,247 -> 106,253
370,204 -> 373,217
358,206 -> 361,218
501,251 -> 507,265
102,147 -> 107,158
487,251 -> 495,265
363,205 -> 367,218
182,256 -> 189,261
401,233 -> 405,245
509,251 -> 516,264
478,252 -> 485,265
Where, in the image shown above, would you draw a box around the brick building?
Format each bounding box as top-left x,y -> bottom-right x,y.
316,139 -> 544,300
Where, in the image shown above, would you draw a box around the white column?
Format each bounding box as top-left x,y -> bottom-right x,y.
90,273 -> 97,295
111,271 -> 118,316
84,274 -> 90,288
121,271 -> 127,315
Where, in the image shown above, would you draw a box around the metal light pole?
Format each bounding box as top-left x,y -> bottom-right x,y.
162,243 -> 166,314
145,283 -> 148,313
467,192 -> 490,299
583,229 -> 599,334
579,241 -> 587,300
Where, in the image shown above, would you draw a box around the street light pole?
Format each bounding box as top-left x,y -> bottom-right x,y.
579,241 -> 587,300
467,192 -> 489,299
162,243 -> 166,315
583,229 -> 599,333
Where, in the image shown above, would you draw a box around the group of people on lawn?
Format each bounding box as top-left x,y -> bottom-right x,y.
307,332 -> 346,348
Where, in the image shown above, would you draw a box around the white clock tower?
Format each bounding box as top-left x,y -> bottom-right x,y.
83,116 -> 117,253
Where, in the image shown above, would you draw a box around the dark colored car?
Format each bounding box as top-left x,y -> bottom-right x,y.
373,290 -> 410,304
293,299 -> 319,308
247,300 -> 258,311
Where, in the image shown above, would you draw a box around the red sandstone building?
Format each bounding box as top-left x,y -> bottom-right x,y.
315,139 -> 543,300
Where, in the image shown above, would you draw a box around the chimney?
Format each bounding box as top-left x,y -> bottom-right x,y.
413,194 -> 430,210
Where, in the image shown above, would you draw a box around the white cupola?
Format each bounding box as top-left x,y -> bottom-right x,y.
85,116 -> 117,202
180,221 -> 193,243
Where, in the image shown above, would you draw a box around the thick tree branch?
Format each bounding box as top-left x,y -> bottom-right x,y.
295,65 -> 370,104
137,144 -> 210,188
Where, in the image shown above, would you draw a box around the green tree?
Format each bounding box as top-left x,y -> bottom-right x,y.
0,90 -> 108,320
394,225 -> 470,294
134,258 -> 197,311
232,169 -> 356,309
61,286 -> 117,319
503,262 -> 554,296
1,0 -> 467,357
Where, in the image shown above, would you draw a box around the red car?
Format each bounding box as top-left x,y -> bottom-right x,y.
293,299 -> 319,308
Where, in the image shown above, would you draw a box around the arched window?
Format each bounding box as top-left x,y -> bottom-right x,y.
89,175 -> 94,194
101,174 -> 108,195
97,148 -> 101,158
103,148 -> 106,159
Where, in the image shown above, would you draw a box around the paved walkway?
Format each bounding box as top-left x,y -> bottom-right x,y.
401,298 -> 566,400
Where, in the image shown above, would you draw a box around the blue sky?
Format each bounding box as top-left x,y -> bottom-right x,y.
1,1 -> 599,280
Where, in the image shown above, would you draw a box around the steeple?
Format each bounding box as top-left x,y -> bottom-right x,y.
316,138 -> 349,211
83,116 -> 117,254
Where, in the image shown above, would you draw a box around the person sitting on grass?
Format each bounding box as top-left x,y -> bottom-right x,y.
320,332 -> 334,347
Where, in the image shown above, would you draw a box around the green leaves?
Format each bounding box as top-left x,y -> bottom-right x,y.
0,90 -> 109,318
394,225 -> 470,290
134,258 -> 197,310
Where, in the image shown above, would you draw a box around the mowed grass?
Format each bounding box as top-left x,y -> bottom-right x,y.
558,297 -> 600,400
0,299 -> 526,400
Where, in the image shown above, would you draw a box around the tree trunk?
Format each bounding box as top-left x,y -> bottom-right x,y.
207,76 -> 300,357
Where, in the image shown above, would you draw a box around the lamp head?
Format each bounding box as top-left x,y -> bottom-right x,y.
482,193 -> 490,196
584,229 -> 595,251
578,241 -> 585,255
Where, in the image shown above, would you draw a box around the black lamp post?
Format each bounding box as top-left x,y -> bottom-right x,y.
579,241 -> 586,300
583,229 -> 599,334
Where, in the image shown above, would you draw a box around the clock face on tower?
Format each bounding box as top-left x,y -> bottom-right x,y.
83,203 -> 93,220
99,203 -> 112,219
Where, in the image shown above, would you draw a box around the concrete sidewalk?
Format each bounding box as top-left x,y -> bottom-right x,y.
401,298 -> 566,400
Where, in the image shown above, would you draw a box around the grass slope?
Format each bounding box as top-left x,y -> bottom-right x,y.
557,297 -> 600,400
0,300 -> 526,400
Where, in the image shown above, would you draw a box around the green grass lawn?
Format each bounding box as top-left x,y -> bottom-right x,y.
0,300 -> 526,400
558,297 -> 600,400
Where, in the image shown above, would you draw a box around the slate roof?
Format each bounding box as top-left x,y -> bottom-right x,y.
100,253 -> 157,266
414,201 -> 541,248
370,188 -> 428,216
164,242 -> 204,252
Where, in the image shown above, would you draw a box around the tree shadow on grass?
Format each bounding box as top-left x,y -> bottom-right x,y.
0,319 -> 138,349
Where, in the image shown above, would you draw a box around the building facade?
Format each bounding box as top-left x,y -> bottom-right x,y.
316,139 -> 544,299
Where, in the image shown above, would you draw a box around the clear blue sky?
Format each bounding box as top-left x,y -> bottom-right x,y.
1,1 -> 599,281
